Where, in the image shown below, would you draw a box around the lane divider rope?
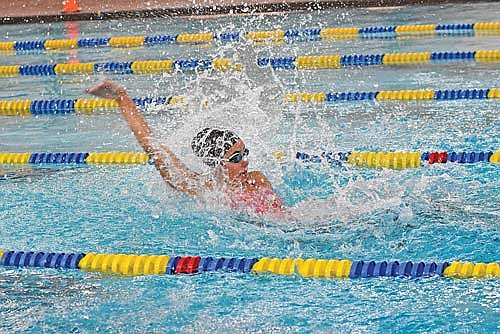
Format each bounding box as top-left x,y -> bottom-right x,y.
258,50 -> 500,70
285,87 -> 500,103
1,151 -> 499,167
0,96 -> 185,116
1,88 -> 498,116
0,152 -> 151,164
292,151 -> 500,167
0,58 -> 241,77
0,21 -> 498,53
0,250 -> 498,279
1,49 -> 498,77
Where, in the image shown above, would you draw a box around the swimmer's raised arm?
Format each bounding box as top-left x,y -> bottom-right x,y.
86,81 -> 157,153
86,81 -> 199,194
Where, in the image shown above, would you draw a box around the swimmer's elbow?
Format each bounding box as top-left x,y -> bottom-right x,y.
164,179 -> 199,196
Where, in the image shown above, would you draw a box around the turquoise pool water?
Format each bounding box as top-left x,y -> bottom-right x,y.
1,2 -> 499,332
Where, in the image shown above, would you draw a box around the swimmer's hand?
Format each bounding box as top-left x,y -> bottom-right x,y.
86,81 -> 125,100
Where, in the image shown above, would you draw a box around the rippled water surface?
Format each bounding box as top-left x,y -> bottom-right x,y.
0,2 -> 499,333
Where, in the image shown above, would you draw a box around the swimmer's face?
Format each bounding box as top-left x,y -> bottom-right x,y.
222,140 -> 249,180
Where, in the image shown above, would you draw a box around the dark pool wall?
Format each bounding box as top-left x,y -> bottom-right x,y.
1,0 -> 496,24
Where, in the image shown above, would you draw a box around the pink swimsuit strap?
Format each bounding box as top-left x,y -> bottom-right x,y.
230,187 -> 283,214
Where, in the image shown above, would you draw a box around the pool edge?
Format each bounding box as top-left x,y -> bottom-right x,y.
1,0 -> 496,25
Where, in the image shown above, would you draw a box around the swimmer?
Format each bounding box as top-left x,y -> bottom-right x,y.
0,167 -> 66,181
86,81 -> 284,215
0,168 -> 26,181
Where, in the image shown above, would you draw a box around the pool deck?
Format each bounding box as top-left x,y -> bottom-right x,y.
0,0 -> 489,24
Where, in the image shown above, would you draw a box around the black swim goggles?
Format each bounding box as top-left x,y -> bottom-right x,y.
224,148 -> 249,164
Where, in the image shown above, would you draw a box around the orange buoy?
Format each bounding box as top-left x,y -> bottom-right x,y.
62,0 -> 80,13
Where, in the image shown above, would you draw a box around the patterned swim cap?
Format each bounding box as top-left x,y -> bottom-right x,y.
191,128 -> 240,167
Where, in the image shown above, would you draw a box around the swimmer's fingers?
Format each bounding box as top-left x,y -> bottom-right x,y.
86,81 -> 122,99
